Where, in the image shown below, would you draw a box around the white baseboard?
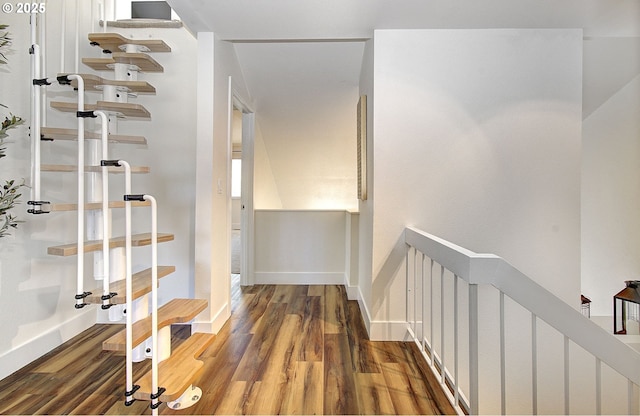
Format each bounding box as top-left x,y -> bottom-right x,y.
192,302 -> 229,334
0,308 -> 95,380
369,321 -> 410,341
254,272 -> 345,285
355,286 -> 408,341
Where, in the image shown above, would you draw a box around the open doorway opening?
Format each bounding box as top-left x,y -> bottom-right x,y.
228,77 -> 256,308
230,108 -> 243,304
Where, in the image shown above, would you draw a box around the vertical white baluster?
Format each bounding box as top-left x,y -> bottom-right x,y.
405,247 -> 409,327
74,0 -> 80,74
469,283 -> 479,416
500,291 -> 506,415
532,313 -> 538,415
430,259 -> 435,367
413,249 -> 420,340
595,358 -> 601,415
420,253 -> 427,352
440,265 -> 445,385
60,0 -> 66,73
454,275 -> 459,410
564,335 -> 570,415
628,380 -> 635,416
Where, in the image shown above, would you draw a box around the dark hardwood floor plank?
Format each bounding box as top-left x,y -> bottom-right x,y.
281,361 -> 324,415
325,285 -> 347,335
324,333 -> 358,415
231,302 -> 287,382
355,372 -> 396,415
297,294 -> 324,362
0,283 -> 456,416
347,300 -> 381,374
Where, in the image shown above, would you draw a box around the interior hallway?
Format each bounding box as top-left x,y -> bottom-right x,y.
0,283 -> 455,415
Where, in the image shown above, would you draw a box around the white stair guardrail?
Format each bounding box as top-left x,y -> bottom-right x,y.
404,226 -> 640,415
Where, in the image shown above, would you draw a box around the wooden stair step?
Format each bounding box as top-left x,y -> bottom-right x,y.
85,266 -> 175,304
82,53 -> 163,73
59,73 -> 156,94
50,200 -> 150,212
102,299 -> 209,352
88,32 -> 171,53
47,232 -> 174,256
41,127 -> 146,145
133,333 -> 215,403
51,100 -> 151,119
41,164 -> 150,174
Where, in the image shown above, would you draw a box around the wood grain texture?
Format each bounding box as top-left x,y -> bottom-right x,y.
47,232 -> 174,256
88,33 -> 171,53
41,127 -> 147,144
0,285 -> 456,415
82,53 -> 164,73
60,73 -> 156,94
103,299 -> 208,351
134,333 -> 215,402
85,266 -> 175,305
50,100 -> 152,119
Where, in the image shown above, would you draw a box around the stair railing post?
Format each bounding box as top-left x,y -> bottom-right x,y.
95,110 -> 112,309
65,74 -> 87,308
469,283 -> 479,415
119,160 -> 135,405
30,15 -> 41,203
144,194 -> 160,415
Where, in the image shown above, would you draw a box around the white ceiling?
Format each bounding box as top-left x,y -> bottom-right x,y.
168,0 -> 640,40
166,0 -> 640,207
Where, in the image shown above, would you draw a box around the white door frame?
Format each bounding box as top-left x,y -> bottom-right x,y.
228,77 -> 255,287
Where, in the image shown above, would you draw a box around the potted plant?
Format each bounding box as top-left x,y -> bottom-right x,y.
0,23 -> 25,237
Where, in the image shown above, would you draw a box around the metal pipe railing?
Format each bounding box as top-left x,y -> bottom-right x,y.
95,110 -> 111,309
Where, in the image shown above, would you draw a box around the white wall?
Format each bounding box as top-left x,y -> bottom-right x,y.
233,42 -> 362,210
366,29 -> 583,333
254,210 -> 349,285
582,36 -> 640,316
253,123 -> 282,209
357,39 -> 375,334
193,33 -> 252,333
0,3 -> 198,378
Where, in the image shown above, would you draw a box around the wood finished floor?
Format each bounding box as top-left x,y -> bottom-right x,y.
0,284 -> 455,415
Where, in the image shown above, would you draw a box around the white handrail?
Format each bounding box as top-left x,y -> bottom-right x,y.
119,159 -> 134,405
66,74 -> 86,308
405,226 -> 640,386
144,194 -> 159,415
30,18 -> 41,202
95,110 -> 110,308
60,0 -> 66,73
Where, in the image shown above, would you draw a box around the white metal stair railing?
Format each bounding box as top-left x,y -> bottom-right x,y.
404,226 -> 640,415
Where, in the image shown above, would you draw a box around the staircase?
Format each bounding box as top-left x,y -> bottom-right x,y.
31,28 -> 213,413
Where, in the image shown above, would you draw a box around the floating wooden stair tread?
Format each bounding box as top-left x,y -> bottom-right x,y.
47,232 -> 174,256
102,298 -> 208,352
82,53 -> 163,73
50,101 -> 151,119
49,200 -> 150,212
134,333 -> 215,402
85,266 -> 175,304
41,127 -> 147,145
41,164 -> 150,174
59,73 -> 156,94
88,32 -> 171,53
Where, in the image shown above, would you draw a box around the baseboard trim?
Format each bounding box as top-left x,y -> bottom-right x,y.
254,272 -> 345,285
354,286 -> 408,341
369,320 -> 410,341
0,308 -> 95,380
192,302 -> 229,334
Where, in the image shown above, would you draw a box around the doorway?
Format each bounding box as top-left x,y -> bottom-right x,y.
230,108 -> 243,302
228,77 -> 255,298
